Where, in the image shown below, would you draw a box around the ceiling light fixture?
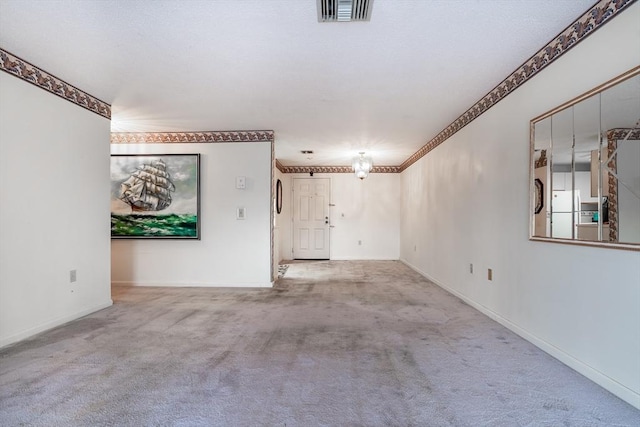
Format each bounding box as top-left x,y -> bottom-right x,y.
352,152 -> 372,180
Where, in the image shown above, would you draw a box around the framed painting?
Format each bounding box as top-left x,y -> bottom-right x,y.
110,154 -> 201,239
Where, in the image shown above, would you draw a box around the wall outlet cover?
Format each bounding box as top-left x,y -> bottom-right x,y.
237,207 -> 246,220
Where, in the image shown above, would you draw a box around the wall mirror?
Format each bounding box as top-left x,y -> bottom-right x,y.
530,67 -> 640,249
276,179 -> 283,214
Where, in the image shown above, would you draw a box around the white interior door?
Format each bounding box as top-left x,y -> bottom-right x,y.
293,178 -> 330,259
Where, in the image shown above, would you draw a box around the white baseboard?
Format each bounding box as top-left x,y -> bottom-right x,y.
111,280 -> 273,288
329,257 -> 400,261
0,300 -> 113,349
400,259 -> 640,410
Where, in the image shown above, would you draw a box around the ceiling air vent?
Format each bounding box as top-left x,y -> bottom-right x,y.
318,0 -> 374,22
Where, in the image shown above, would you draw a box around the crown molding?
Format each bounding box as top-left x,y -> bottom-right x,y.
399,0 -> 636,172
110,131 -> 274,144
0,48 -> 111,119
275,159 -> 286,173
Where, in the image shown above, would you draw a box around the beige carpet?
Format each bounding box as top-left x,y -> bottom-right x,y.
1,260 -> 638,426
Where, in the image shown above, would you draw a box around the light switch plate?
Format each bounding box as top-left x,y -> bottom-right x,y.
236,176 -> 246,189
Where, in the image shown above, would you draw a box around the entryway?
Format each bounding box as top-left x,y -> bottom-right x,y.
292,178 -> 331,259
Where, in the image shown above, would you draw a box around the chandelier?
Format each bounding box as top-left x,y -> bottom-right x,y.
352,152 -> 373,180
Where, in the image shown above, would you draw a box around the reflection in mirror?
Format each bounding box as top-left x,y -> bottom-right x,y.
533,118 -> 551,238
530,67 -> 640,249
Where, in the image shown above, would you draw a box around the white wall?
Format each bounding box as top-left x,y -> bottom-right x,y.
400,4 -> 640,408
111,142 -> 272,287
0,73 -> 112,347
279,172 -> 400,261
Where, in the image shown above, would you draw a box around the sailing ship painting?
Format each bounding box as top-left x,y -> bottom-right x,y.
120,159 -> 175,212
110,154 -> 200,239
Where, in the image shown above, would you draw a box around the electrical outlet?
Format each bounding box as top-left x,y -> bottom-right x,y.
488,268 -> 493,281
470,263 -> 473,274
237,207 -> 246,220
70,270 -> 77,283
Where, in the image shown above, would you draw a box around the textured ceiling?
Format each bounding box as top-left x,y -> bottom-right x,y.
0,0 -> 595,166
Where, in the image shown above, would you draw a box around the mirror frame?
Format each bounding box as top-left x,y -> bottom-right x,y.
529,66 -> 640,251
276,179 -> 283,214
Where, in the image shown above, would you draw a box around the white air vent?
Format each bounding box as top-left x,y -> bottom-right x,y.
318,0 -> 374,22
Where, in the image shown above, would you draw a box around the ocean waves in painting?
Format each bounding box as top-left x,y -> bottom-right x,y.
111,214 -> 198,238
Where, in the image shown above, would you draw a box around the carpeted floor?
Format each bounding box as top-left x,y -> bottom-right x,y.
1,260 -> 638,426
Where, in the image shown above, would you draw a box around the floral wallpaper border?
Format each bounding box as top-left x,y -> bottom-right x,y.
111,131 -> 274,144
278,165 -> 400,174
0,48 -> 111,119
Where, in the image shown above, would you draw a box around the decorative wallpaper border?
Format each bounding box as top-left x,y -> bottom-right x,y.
279,165 -> 400,174
607,128 -> 640,140
607,137 -> 619,243
606,128 -> 640,243
534,150 -> 548,169
371,166 -> 401,174
399,0 -> 636,172
0,48 -> 111,119
111,131 -> 274,144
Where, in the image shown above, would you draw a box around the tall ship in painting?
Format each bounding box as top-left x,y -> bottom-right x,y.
119,159 -> 176,212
